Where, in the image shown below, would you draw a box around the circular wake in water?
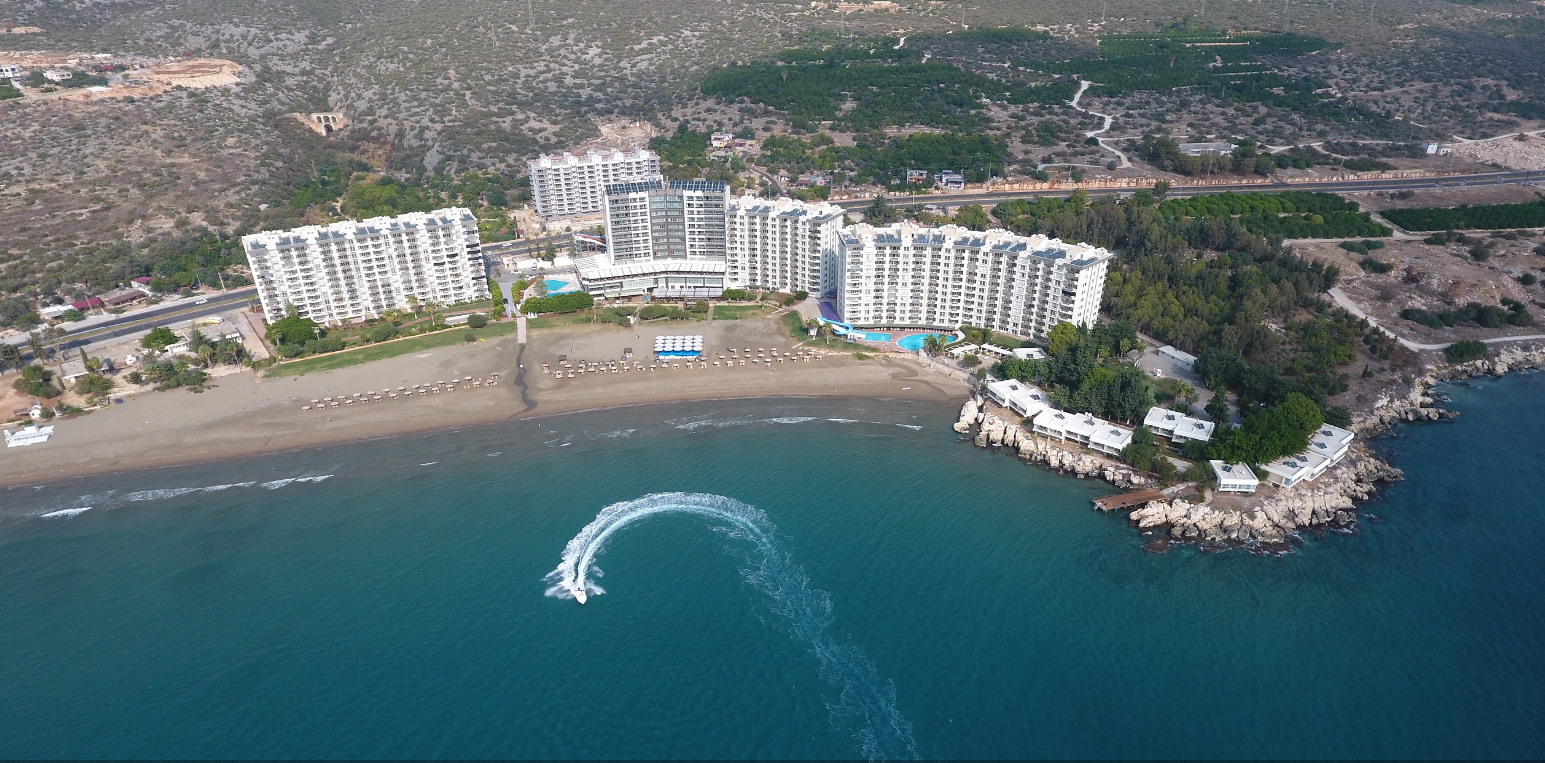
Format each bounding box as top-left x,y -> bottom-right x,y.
544,492 -> 919,761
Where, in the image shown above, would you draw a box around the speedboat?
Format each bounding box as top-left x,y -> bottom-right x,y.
574,586 -> 588,604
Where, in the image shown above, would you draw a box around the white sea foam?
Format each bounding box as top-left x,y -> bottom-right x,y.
827,418 -> 859,424
261,475 -> 332,489
594,428 -> 637,439
762,416 -> 819,424
40,507 -> 92,518
894,424 -> 923,431
671,415 -> 755,431
124,481 -> 258,501
545,493 -> 919,761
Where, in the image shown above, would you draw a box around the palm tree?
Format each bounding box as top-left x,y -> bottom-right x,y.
407,295 -> 420,319
922,335 -> 945,356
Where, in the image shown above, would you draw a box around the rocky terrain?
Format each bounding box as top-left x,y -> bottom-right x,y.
953,397 -> 1153,490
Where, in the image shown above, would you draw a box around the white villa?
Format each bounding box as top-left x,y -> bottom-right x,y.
1260,423 -> 1355,488
1142,407 -> 1216,446
984,380 -> 1050,419
946,343 -> 981,359
1030,407 -> 1135,456
1157,345 -> 1197,371
1211,460 -> 1259,493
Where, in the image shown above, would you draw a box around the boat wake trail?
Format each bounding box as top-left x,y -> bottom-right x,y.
544,492 -> 918,761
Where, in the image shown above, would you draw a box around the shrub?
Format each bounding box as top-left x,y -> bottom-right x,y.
638,304 -> 670,320
1468,245 -> 1491,262
466,313 -> 489,328
1519,273 -> 1538,286
521,291 -> 594,314
1339,240 -> 1368,254
463,331 -> 478,343
720,288 -> 754,301
1444,339 -> 1488,364
61,308 -> 85,322
266,316 -> 320,345
1358,257 -> 1393,274
362,323 -> 399,343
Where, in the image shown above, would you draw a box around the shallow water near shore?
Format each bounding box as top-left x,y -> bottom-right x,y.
1,382 -> 1542,758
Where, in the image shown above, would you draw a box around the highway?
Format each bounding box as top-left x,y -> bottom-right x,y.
5,288 -> 258,355
828,169 -> 1543,211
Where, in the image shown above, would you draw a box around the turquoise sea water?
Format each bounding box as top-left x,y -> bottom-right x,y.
1,376 -> 1543,758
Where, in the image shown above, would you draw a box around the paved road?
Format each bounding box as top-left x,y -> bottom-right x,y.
1328,287 -> 1545,351
4,289 -> 258,357
831,169 -> 1544,212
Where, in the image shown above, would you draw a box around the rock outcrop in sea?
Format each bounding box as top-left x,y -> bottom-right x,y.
1359,343 -> 1545,435
954,396 -> 1152,490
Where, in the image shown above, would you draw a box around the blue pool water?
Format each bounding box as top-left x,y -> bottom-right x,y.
543,279 -> 572,293
858,332 -> 892,342
897,333 -> 951,352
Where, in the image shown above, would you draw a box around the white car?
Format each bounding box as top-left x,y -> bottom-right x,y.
194,298 -> 208,305
1151,368 -> 1163,378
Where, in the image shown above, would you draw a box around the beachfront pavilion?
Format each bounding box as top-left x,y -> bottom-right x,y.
1260,450 -> 1332,489
984,380 -> 1050,419
1088,425 -> 1135,456
1142,407 -> 1216,446
1210,460 -> 1260,493
1308,423 -> 1355,466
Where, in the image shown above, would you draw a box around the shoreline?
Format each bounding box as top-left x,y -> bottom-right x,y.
0,318 -> 970,492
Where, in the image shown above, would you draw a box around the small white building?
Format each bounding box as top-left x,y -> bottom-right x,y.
1210,460 -> 1259,493
946,343 -> 981,359
984,380 -> 1049,419
1064,413 -> 1102,445
1089,424 -> 1135,456
1307,423 -> 1354,466
0,64 -> 21,80
1142,407 -> 1215,445
1031,409 -> 1073,439
1011,347 -> 1046,361
1156,345 -> 1197,372
1260,451 -> 1332,489
42,70 -> 72,83
5,424 -> 54,447
978,343 -> 1015,359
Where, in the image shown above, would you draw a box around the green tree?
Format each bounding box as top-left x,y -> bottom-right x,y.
1204,392 -> 1230,423
954,204 -> 991,231
12,364 -> 56,398
1047,322 -> 1079,356
1444,339 -> 1487,364
141,326 -> 179,352
74,373 -> 115,397
0,342 -> 22,373
865,195 -> 901,225
61,308 -> 85,322
466,313 -> 489,329
265,316 -> 320,345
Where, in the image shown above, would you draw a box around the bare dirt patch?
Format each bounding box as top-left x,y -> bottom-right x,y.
1349,183 -> 1545,213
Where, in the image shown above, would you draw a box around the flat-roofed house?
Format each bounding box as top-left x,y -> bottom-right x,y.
1089,424 -> 1134,456
1210,460 -> 1259,493
985,380 -> 1049,419
1170,417 -> 1216,445
1144,407 -> 1185,438
1032,409 -> 1073,439
1260,451 -> 1331,488
1064,413 -> 1101,445
1307,423 -> 1354,466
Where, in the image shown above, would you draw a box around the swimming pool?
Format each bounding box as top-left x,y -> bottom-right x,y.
856,332 -> 891,342
543,279 -> 573,294
897,333 -> 952,352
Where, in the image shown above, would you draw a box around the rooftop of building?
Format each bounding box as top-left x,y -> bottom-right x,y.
242,208 -> 475,249
528,147 -> 656,168
839,221 -> 1113,266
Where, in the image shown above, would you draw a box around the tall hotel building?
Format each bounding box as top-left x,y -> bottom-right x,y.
835,223 -> 1112,339
603,179 -> 729,263
242,208 -> 488,326
527,148 -> 661,219
727,196 -> 844,296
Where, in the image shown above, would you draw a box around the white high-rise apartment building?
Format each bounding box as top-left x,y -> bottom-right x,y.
726,196 -> 845,296
243,208 -> 488,326
835,222 -> 1112,339
603,179 -> 729,264
528,148 -> 661,219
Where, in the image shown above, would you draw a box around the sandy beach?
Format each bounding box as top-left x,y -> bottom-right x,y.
0,315 -> 970,489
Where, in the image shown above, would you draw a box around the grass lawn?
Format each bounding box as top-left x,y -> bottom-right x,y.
711,304 -> 770,320
526,311 -> 615,329
266,321 -> 520,377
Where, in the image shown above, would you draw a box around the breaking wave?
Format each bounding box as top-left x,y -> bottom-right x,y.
544,492 -> 918,760
10,475 -> 334,521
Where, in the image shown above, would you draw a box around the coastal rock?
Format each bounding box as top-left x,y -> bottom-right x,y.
953,398 -> 981,434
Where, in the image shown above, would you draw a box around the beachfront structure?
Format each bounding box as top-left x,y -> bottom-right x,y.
604,179 -> 729,264
834,223 -> 1112,341
1142,407 -> 1216,445
726,196 -> 844,295
5,424 -> 53,447
1157,345 -> 1198,372
242,208 -> 488,326
1031,407 -> 1134,454
1012,347 -> 1046,361
984,380 -> 1050,419
528,148 -> 661,219
946,343 -> 980,359
576,259 -> 727,300
1260,423 -> 1355,489
1260,451 -> 1332,489
1210,460 -> 1260,493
